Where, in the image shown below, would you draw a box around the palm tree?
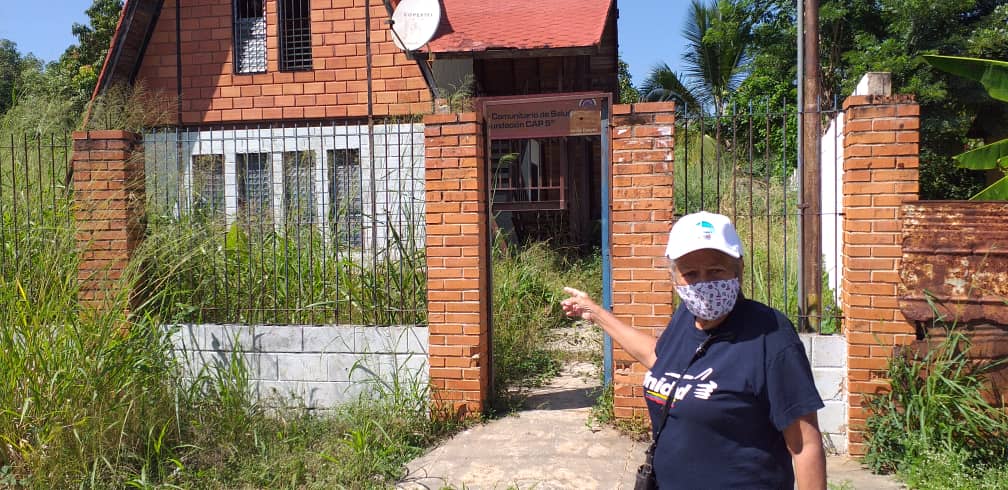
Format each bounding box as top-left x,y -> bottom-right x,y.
641,0 -> 754,117
639,62 -> 702,115
682,0 -> 753,115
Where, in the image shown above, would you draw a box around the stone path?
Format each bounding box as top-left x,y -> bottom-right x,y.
397,327 -> 906,489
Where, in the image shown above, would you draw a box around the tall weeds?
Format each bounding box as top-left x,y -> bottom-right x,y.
491,238 -> 602,402
137,216 -> 427,326
863,325 -> 1008,485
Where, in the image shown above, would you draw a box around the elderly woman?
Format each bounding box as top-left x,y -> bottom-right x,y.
562,211 -> 827,490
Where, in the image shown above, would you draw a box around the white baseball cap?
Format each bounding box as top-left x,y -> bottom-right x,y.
665,211 -> 744,260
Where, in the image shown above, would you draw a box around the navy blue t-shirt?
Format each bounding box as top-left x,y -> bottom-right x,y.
644,298 -> 824,489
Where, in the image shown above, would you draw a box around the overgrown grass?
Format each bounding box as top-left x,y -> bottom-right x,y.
674,123 -> 841,333
138,216 -> 428,326
863,325 -> 1008,489
490,239 -> 602,406
0,193 -> 455,488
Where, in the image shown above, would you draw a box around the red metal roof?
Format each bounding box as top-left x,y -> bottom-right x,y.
426,0 -> 614,54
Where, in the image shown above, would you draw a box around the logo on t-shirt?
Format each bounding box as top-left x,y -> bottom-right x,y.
644,367 -> 719,405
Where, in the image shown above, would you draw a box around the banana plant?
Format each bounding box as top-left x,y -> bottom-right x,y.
924,55 -> 1008,200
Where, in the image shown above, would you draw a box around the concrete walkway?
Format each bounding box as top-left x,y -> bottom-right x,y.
398,334 -> 905,489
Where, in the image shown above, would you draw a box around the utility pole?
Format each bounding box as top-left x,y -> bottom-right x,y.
798,0 -> 823,332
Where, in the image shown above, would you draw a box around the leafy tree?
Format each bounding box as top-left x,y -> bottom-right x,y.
618,57 -> 640,104
57,0 -> 125,117
72,0 -> 124,72
732,0 -> 1008,199
925,54 -> 1008,199
0,40 -> 22,116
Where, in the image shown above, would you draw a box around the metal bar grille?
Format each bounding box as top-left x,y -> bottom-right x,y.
142,120 -> 426,325
0,132 -> 74,291
675,99 -> 843,334
279,0 -> 312,71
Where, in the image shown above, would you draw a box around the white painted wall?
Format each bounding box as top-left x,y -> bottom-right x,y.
821,113 -> 844,305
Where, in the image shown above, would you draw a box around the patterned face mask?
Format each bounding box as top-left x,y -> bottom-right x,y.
675,278 -> 740,321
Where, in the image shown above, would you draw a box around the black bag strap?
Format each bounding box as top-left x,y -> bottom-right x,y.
651,331 -> 733,441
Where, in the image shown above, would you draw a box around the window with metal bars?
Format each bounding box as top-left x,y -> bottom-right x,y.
191,154 -> 225,219
234,0 -> 266,74
283,150 -> 316,224
279,0 -> 313,71
237,153 -> 272,217
327,149 -> 362,247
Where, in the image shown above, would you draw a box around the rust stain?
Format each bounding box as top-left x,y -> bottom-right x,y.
899,201 -> 1008,326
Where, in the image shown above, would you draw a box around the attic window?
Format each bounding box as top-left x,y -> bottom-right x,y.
234,0 -> 266,74
279,0 -> 313,71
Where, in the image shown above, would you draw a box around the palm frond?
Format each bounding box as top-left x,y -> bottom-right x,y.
639,62 -> 703,114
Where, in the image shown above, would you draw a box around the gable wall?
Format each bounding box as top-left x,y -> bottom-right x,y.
137,0 -> 432,125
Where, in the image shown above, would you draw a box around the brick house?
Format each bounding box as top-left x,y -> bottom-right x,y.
93,0 -> 619,244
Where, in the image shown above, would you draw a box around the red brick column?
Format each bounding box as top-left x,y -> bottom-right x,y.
72,130 -> 145,312
841,95 -> 919,455
610,102 -> 677,421
422,112 -> 491,417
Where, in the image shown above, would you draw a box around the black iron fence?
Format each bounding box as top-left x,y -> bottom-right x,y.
674,100 -> 843,334
0,132 -> 75,278
140,120 -> 428,326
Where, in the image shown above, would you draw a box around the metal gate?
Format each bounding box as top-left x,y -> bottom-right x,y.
673,101 -> 842,334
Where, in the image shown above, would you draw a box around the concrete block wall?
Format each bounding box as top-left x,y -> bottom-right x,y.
137,0 -> 432,124
609,102 -> 677,421
841,93 -> 920,456
72,130 -> 146,312
168,324 -> 429,408
800,333 -> 848,454
422,112 -> 491,417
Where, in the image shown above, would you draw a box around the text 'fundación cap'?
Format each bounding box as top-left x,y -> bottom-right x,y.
665,211 -> 744,260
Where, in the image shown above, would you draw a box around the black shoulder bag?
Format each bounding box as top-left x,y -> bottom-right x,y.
634,332 -> 732,490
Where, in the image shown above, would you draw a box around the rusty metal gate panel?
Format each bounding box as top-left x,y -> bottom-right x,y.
899,201 -> 1008,326
899,201 -> 1008,407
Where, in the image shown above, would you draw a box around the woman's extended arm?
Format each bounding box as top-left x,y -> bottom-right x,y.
560,287 -> 658,369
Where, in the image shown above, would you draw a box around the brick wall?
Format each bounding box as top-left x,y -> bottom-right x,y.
840,94 -> 920,456
72,130 -> 145,312
422,112 -> 491,417
137,0 -> 431,124
610,102 -> 676,421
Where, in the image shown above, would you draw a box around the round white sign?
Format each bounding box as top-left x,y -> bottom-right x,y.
390,0 -> 441,51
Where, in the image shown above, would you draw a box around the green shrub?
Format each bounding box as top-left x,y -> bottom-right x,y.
863,327 -> 1008,481
896,437 -> 1008,490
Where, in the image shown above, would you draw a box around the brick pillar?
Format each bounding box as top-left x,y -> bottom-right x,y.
610,102 -> 677,421
422,112 -> 491,417
73,130 -> 145,313
840,94 -> 920,456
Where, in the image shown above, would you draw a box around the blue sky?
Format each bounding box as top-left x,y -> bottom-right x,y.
0,0 -> 687,88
